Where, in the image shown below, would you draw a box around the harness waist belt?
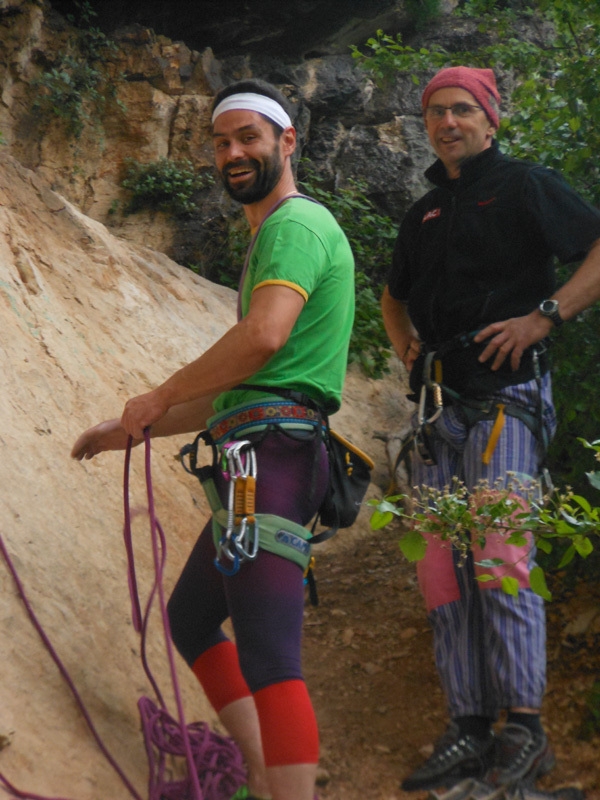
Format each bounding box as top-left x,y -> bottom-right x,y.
208,399 -> 320,446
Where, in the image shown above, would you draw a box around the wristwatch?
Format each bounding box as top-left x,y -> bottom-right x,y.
538,299 -> 564,327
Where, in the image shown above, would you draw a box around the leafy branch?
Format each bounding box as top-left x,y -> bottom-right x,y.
369,439 -> 600,600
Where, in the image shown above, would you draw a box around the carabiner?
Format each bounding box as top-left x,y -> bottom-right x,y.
218,439 -> 259,571
420,352 -> 443,425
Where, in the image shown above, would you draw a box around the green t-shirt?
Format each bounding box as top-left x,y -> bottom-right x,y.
213,197 -> 355,415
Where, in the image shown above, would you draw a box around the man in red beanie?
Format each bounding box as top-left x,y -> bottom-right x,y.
382,65 -> 600,792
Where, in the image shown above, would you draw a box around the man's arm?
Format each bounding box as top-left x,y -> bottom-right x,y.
474,238 -> 600,371
71,394 -> 219,461
120,283 -> 306,439
381,286 -> 421,372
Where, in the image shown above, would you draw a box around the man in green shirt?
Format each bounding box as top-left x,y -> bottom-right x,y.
72,79 -> 354,800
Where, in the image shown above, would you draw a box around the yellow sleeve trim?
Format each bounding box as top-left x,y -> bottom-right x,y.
252,279 -> 308,302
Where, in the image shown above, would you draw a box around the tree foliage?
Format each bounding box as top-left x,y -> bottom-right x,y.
121,157 -> 214,217
352,0 -> 600,494
32,1 -> 122,138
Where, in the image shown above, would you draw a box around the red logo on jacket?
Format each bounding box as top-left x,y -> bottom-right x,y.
422,208 -> 441,223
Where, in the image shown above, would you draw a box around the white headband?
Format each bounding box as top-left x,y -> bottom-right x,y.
211,92 -> 292,130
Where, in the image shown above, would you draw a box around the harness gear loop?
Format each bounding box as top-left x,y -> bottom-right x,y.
413,351 -> 446,466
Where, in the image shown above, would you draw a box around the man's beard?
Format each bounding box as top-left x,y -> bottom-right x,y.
220,148 -> 284,204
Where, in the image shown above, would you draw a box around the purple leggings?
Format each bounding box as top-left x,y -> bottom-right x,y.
167,427 -> 328,693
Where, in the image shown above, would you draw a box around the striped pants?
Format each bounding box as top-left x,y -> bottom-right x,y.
410,375 -> 557,719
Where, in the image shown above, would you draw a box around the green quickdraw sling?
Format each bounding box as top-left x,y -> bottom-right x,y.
180,430 -> 314,576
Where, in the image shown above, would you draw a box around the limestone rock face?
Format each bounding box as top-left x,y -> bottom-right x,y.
0,148 -> 238,797
0,0 -> 439,276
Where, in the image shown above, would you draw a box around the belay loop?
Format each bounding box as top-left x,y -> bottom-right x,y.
216,440 -> 259,575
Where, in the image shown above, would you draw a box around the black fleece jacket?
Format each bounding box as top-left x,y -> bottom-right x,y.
388,141 -> 600,396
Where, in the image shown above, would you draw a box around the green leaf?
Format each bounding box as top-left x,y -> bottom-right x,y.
505,532 -> 528,547
536,537 -> 553,554
529,566 -> 552,601
573,536 -> 594,558
572,495 -> 592,514
370,509 -> 394,530
399,530 -> 427,562
557,544 -> 576,569
501,576 -> 520,597
475,573 -> 496,583
586,471 -> 600,491
476,558 -> 505,568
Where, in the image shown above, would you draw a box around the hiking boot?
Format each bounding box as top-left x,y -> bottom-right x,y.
485,724 -> 556,788
401,723 -> 495,791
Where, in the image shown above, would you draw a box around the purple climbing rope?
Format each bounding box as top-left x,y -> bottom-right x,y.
0,534 -> 143,800
124,432 -> 246,800
0,432 -> 245,800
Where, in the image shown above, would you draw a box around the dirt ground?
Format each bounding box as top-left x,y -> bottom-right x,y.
302,518 -> 600,800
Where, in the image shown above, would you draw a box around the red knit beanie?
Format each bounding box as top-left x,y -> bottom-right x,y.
421,66 -> 501,128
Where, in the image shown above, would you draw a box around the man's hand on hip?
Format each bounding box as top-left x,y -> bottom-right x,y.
474,311 -> 553,372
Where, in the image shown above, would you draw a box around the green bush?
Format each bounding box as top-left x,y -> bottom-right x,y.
33,1 -> 121,138
121,157 -> 214,217
350,272 -> 392,378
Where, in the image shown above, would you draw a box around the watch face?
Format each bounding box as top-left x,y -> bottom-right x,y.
541,300 -> 557,314
539,299 -> 563,326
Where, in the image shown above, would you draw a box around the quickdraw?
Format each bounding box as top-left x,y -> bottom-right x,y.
216,440 -> 259,575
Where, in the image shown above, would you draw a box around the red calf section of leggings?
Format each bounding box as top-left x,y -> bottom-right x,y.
192,641 -> 252,713
254,679 -> 319,767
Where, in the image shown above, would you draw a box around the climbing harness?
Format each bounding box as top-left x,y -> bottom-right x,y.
180,387 -> 372,609
391,334 -> 550,487
180,428 -> 314,577
230,383 -> 374,539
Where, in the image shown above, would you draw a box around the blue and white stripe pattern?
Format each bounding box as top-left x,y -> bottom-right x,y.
410,373 -> 555,717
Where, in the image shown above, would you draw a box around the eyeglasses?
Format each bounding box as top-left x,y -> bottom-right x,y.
424,103 -> 483,120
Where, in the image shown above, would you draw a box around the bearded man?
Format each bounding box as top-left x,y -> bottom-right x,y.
72,79 -> 355,800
